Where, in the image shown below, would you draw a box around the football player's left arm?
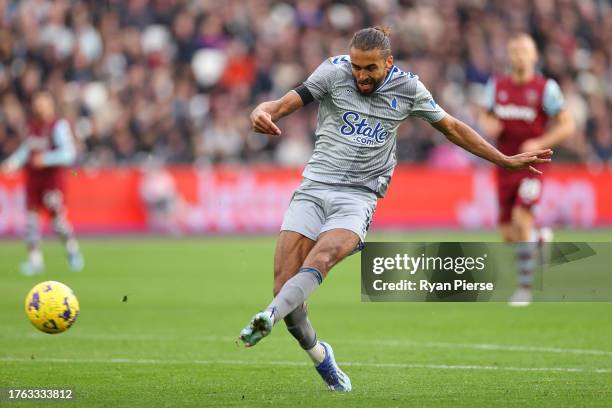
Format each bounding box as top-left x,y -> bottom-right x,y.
35,119 -> 76,168
520,108 -> 575,152
432,114 -> 552,174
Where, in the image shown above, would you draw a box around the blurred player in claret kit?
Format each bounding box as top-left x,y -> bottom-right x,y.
238,27 -> 552,392
0,91 -> 84,275
479,34 -> 575,306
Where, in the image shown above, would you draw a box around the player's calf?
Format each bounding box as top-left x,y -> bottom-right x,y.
284,303 -> 317,349
507,207 -> 537,306
21,211 -> 44,276
284,303 -> 328,365
50,212 -> 84,272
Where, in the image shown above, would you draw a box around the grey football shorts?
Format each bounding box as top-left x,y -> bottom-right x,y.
280,178 -> 377,244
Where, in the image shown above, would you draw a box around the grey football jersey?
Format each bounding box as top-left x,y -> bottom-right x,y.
300,55 -> 446,197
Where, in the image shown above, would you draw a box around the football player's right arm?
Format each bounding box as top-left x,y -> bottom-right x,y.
250,91 -> 304,136
1,142 -> 30,174
250,58 -> 333,136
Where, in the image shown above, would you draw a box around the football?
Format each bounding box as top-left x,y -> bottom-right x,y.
24,281 -> 79,334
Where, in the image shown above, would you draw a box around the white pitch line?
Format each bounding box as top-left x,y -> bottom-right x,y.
7,332 -> 612,358
342,339 -> 612,357
1,356 -> 611,374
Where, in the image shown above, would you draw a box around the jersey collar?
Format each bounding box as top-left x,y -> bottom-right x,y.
375,65 -> 399,93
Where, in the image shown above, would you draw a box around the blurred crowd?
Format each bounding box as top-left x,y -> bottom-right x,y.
0,0 -> 610,168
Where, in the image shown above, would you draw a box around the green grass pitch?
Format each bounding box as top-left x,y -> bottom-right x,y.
1,230 -> 611,407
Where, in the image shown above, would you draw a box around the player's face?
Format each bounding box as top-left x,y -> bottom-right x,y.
32,93 -> 55,121
349,47 -> 393,94
508,37 -> 537,74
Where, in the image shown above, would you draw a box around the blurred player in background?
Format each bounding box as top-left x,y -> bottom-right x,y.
239,27 -> 552,392
0,91 -> 83,275
139,158 -> 185,236
479,34 -> 575,306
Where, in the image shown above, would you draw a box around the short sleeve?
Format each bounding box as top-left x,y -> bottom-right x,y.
41,119 -> 76,166
482,78 -> 496,111
542,79 -> 565,116
303,59 -> 338,101
409,80 -> 447,123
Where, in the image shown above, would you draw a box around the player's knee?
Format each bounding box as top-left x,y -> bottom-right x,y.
514,225 -> 531,242
501,229 -> 516,242
43,191 -> 64,214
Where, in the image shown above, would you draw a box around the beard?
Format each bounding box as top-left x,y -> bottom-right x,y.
354,72 -> 387,95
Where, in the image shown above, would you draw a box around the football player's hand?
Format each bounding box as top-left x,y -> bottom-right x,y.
502,149 -> 553,175
250,108 -> 281,136
519,139 -> 543,153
